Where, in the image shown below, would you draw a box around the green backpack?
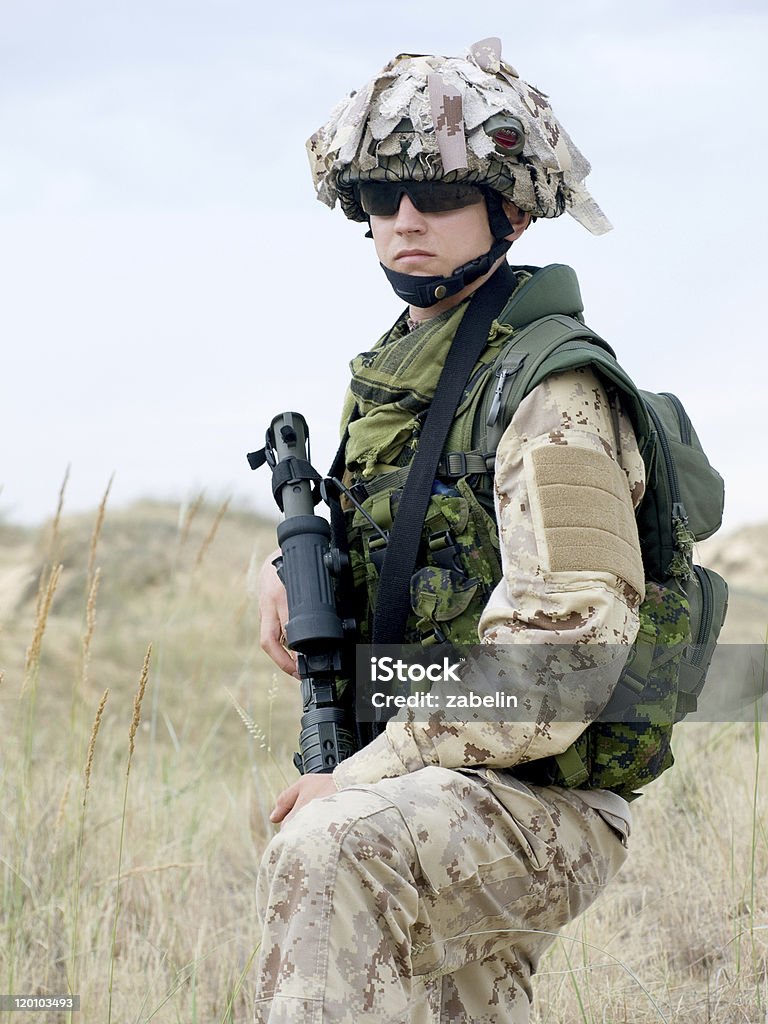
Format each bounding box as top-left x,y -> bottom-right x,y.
344,264 -> 728,799
449,302 -> 729,798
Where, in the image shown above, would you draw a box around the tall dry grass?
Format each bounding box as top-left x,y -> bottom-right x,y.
532,720 -> 767,1023
1,494 -> 296,1022
0,494 -> 765,1022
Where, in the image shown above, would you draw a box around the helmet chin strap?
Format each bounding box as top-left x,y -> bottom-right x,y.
376,189 -> 517,308
380,237 -> 512,307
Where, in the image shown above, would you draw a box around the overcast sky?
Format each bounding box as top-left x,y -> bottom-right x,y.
2,1 -> 766,534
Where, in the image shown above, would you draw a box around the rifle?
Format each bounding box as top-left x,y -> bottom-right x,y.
248,412 -> 357,774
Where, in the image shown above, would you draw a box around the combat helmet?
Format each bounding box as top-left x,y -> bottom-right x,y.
307,38 -> 612,306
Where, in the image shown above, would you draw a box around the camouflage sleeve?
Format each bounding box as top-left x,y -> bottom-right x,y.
333,368 -> 646,788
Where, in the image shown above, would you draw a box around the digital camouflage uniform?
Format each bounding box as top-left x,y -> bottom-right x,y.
255,40 -> 642,1024
256,768 -> 628,1023
255,302 -> 646,1022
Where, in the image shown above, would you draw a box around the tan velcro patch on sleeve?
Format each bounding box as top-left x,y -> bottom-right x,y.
530,445 -> 644,594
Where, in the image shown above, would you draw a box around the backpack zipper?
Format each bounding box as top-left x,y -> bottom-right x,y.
462,361 -> 494,405
487,356 -> 526,427
690,564 -> 713,668
659,392 -> 692,445
645,400 -> 687,526
645,399 -> 696,579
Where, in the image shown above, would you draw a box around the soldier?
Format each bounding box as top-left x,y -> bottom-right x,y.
255,38 -> 645,1023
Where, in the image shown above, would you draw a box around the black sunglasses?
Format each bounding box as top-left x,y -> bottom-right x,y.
357,181 -> 485,217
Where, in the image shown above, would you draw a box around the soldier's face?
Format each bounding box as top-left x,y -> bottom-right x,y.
369,194 -> 495,279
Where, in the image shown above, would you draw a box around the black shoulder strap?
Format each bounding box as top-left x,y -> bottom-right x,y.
372,263 -> 516,644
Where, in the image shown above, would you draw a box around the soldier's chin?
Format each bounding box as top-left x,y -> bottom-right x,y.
393,259 -> 438,275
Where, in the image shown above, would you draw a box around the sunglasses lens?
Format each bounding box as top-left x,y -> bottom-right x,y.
420,183 -> 484,212
358,182 -> 484,216
358,184 -> 401,216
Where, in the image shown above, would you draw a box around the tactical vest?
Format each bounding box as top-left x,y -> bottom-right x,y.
341,265 -> 727,800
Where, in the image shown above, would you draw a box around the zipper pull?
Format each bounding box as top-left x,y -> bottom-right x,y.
487,355 -> 525,428
673,502 -> 695,547
672,500 -> 688,524
669,501 -> 696,580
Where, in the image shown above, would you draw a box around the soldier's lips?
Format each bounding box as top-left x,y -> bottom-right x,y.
395,250 -> 436,265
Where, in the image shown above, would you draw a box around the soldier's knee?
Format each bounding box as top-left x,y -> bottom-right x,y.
261,787 -> 407,877
299,785 -> 396,836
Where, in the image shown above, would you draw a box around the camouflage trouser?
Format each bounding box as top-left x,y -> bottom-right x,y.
254,766 -> 627,1023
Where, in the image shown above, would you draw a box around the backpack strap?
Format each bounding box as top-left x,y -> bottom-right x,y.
355,315 -> 655,508
477,313 -> 651,458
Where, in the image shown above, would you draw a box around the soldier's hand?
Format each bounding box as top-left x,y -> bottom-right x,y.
258,549 -> 298,678
270,774 -> 338,827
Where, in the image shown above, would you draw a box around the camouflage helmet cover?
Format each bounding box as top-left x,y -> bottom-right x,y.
307,38 -> 611,235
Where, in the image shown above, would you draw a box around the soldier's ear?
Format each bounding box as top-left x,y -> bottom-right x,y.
502,200 -> 532,241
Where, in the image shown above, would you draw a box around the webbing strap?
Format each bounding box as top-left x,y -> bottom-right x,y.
269,457 -> 322,512
352,451 -> 490,503
553,746 -> 590,788
372,264 -> 516,644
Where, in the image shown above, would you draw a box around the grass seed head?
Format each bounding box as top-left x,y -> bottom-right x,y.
24,563 -> 63,683
128,644 -> 152,765
87,475 -> 113,590
84,688 -> 109,797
